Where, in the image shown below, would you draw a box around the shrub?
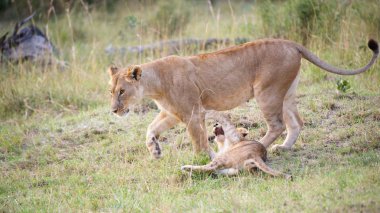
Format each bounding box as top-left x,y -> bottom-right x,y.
149,0 -> 190,38
256,0 -> 294,39
257,0 -> 350,45
336,79 -> 351,93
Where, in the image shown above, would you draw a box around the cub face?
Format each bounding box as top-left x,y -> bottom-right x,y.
212,123 -> 249,141
236,127 -> 249,139
108,65 -> 143,116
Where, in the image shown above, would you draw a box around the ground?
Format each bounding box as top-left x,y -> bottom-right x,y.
1,78 -> 379,212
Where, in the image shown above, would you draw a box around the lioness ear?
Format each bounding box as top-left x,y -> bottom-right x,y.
125,65 -> 142,82
108,65 -> 119,77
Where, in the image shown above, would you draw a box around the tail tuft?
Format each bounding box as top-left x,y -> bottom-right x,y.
368,39 -> 379,54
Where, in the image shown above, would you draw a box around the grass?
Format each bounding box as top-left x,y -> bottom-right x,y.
1,87 -> 379,211
1,0 -> 380,212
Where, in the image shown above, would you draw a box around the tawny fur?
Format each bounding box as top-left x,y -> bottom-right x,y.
108,39 -> 379,159
181,125 -> 292,179
214,125 -> 248,155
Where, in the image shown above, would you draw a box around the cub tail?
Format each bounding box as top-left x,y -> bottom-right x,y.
244,157 -> 292,180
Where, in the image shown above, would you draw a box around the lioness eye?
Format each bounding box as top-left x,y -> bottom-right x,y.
119,89 -> 125,95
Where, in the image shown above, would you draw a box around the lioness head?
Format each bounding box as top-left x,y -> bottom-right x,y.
108,65 -> 143,116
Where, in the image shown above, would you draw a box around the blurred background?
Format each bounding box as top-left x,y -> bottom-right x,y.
0,0 -> 379,120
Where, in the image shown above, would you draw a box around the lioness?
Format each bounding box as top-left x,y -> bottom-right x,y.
181,124 -> 292,179
108,39 -> 379,159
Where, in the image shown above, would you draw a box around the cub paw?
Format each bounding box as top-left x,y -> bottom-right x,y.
284,174 -> 293,181
270,144 -> 291,153
181,165 -> 193,172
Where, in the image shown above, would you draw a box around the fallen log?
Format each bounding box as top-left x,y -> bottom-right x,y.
105,37 -> 249,56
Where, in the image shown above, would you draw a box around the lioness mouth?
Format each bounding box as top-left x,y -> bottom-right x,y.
113,108 -> 130,117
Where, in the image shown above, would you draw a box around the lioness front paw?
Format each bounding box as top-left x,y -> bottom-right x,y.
147,137 -> 162,159
270,144 -> 292,153
181,165 -> 193,172
151,150 -> 162,159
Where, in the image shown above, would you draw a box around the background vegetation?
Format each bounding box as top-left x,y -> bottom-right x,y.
1,0 -> 379,211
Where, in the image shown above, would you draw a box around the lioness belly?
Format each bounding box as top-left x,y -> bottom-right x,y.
201,86 -> 254,111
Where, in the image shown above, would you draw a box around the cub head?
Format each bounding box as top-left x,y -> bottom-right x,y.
108,65 -> 143,116
236,127 -> 249,139
212,123 -> 249,144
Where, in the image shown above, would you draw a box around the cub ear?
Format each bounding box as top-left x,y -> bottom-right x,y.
125,65 -> 142,82
108,65 -> 119,77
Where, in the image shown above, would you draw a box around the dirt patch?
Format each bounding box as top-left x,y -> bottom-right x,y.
333,92 -> 370,101
30,180 -> 50,188
175,141 -> 192,150
11,159 -> 39,170
333,201 -> 379,212
372,112 -> 380,121
325,102 -> 339,111
237,120 -> 259,129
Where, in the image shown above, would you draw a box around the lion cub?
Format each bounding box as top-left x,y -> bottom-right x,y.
182,124 -> 292,179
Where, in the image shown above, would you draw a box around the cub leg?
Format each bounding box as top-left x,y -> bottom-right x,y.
181,161 -> 223,173
146,111 -> 179,159
273,75 -> 303,151
244,158 -> 292,180
215,168 -> 239,176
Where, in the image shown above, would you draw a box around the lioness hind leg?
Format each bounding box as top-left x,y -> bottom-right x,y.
244,158 -> 292,180
146,111 -> 179,159
272,74 -> 303,152
255,91 -> 285,148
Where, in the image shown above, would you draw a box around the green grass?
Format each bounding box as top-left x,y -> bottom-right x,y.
1,0 -> 380,212
1,89 -> 379,211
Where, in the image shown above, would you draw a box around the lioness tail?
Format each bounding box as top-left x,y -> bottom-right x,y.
296,39 -> 379,75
